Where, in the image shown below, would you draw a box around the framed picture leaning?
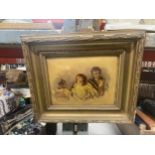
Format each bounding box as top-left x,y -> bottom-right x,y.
21,30 -> 145,123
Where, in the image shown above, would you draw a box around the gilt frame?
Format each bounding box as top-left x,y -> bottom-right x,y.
21,30 -> 145,123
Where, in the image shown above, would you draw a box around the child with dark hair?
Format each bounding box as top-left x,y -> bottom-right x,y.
55,79 -> 71,100
71,74 -> 97,100
89,66 -> 105,96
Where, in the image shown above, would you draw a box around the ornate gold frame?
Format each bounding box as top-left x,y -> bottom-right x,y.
21,30 -> 145,123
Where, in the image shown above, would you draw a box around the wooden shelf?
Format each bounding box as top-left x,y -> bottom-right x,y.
0,23 -> 54,30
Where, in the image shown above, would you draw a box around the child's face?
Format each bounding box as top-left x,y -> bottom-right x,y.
92,70 -> 100,79
77,76 -> 84,84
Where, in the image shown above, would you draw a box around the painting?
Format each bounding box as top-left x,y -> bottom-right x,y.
47,56 -> 118,105
21,30 -> 146,123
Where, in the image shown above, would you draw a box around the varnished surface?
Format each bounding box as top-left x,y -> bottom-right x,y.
21,30 -> 146,123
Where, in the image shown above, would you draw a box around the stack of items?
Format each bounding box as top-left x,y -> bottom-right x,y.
0,105 -> 32,134
0,68 -> 30,134
138,83 -> 155,99
0,87 -> 16,119
0,86 -> 29,134
136,51 -> 155,134
7,116 -> 44,135
139,51 -> 155,98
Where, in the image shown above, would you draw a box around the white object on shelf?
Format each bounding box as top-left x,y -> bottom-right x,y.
11,88 -> 31,98
16,66 -> 26,71
105,23 -> 155,31
1,64 -> 6,71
